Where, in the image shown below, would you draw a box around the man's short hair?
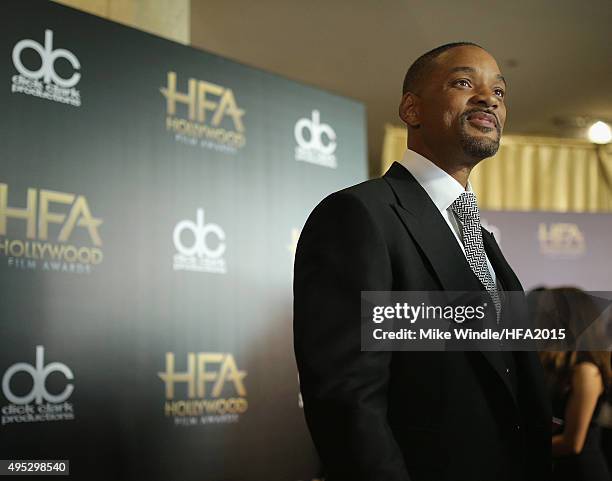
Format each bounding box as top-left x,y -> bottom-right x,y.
402,42 -> 484,95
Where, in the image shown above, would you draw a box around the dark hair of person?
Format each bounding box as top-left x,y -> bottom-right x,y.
534,287 -> 612,392
402,41 -> 484,95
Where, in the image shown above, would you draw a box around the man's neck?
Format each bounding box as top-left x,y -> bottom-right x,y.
407,145 -> 473,189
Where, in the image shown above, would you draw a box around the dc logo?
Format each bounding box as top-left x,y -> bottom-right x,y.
173,208 -> 226,259
1,346 -> 74,405
294,110 -> 337,155
12,29 -> 81,88
294,110 -> 338,168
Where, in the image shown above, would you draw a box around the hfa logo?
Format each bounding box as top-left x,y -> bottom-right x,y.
160,71 -> 246,153
0,183 -> 103,274
172,208 -> 226,274
1,346 -> 75,426
538,222 -> 585,257
158,352 -> 248,426
294,110 -> 337,168
11,29 -> 81,106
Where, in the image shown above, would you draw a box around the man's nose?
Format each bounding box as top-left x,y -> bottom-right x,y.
470,90 -> 499,109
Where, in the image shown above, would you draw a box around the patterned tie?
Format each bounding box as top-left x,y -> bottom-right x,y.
451,192 -> 502,322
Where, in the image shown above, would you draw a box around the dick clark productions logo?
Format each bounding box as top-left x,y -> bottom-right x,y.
294,110 -> 338,168
173,208 -> 227,274
11,29 -> 81,106
1,346 -> 75,425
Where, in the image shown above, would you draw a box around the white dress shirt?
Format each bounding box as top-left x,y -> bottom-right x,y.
397,148 -> 497,285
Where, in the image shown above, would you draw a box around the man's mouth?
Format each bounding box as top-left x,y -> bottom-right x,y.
466,111 -> 497,129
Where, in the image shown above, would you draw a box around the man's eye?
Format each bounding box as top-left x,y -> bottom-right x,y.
454,79 -> 470,87
494,88 -> 505,98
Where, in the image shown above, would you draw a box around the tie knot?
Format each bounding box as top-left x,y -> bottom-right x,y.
451,191 -> 480,222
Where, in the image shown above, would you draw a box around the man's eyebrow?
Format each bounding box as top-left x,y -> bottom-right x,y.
449,66 -> 507,86
449,66 -> 476,75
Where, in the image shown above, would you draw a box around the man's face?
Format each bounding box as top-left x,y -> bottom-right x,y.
418,46 -> 507,161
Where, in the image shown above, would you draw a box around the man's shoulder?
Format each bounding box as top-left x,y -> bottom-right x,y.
327,175 -> 395,206
307,162 -> 416,222
302,176 -> 395,232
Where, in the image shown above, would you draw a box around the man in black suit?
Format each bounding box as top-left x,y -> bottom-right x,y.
293,43 -> 552,481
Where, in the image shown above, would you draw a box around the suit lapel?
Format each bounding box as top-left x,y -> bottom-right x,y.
384,162 -> 519,405
482,229 -> 523,291
384,162 -> 482,292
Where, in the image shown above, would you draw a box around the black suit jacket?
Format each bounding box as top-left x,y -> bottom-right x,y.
293,162 -> 552,481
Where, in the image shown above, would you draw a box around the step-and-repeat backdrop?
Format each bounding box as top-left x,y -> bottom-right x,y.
0,1 -> 367,479
3,2 -> 610,480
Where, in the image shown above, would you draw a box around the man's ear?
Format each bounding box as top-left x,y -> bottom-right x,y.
399,92 -> 420,128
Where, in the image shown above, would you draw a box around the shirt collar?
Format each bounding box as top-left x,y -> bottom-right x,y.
397,148 -> 473,214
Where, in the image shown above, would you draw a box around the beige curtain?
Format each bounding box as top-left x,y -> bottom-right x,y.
382,124 -> 612,212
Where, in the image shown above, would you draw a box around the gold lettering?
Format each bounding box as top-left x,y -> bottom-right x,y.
212,88 -> 245,132
0,184 -> 37,239
161,71 -> 196,120
539,222 -> 585,254
158,352 -> 196,399
38,190 -> 74,241
8,240 -> 24,257
198,353 -> 224,398
59,195 -> 103,246
161,72 -> 245,133
197,81 -> 223,124
91,248 -> 103,264
163,397 -> 248,416
47,243 -> 65,260
213,354 -> 247,397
